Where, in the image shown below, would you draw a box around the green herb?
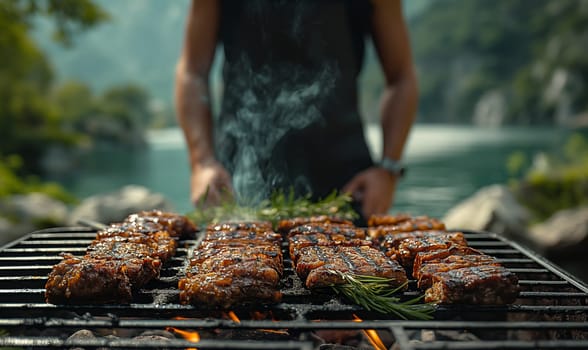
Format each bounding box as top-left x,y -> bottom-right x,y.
187,189 -> 357,228
329,271 -> 435,320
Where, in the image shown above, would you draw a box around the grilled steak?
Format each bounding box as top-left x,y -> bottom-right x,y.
277,216 -> 354,233
93,231 -> 177,261
207,221 -> 273,232
189,245 -> 283,275
295,245 -> 407,289
412,246 -> 485,278
367,213 -> 413,227
369,217 -> 446,239
179,221 -> 283,308
287,223 -> 366,239
178,269 -> 282,308
289,233 -> 372,264
416,253 -> 501,289
124,210 -> 197,238
424,264 -> 520,304
384,231 -> 468,269
203,229 -> 282,243
45,254 -> 160,304
46,211 -> 195,304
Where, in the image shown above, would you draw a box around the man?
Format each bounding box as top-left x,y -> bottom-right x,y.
175,0 -> 417,219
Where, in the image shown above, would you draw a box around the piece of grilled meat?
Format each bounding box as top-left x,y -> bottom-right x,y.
94,230 -> 177,261
369,217 -> 446,239
289,233 -> 372,264
179,221 -> 283,308
367,213 -> 413,227
45,253 -> 160,304
382,231 -> 468,269
207,221 -> 273,233
412,246 -> 485,275
179,267 -> 282,308
203,229 -> 282,243
124,210 -> 197,238
189,244 -> 283,276
277,216 -> 354,233
287,223 -> 366,239
295,245 -> 408,289
424,264 -> 520,304
46,211 -> 194,304
416,253 -> 501,289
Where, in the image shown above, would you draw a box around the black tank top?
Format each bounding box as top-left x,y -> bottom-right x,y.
216,0 -> 373,203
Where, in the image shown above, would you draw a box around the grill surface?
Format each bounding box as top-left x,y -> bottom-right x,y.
0,226 -> 587,349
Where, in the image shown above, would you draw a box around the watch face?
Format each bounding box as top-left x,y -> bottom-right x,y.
380,158 -> 406,177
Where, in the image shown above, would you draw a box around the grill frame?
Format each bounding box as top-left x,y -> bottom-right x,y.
0,226 -> 587,349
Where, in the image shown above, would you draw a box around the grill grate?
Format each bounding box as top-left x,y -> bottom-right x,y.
0,227 -> 587,349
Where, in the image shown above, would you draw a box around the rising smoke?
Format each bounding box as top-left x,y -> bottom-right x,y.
215,57 -> 337,205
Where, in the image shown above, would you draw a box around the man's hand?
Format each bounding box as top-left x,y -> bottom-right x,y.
343,167 -> 397,218
191,160 -> 233,207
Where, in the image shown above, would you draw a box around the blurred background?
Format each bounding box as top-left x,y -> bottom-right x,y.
1,0 -> 588,278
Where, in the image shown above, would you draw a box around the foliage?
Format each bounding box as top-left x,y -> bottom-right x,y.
0,0 -> 109,174
511,132 -> 588,220
52,81 -> 154,147
187,190 -> 358,228
0,0 -> 157,178
0,155 -> 77,203
410,0 -> 588,124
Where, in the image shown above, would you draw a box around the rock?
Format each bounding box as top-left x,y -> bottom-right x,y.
529,206 -> 588,255
69,185 -> 174,226
0,193 -> 69,246
473,90 -> 506,127
443,185 -> 531,240
133,335 -> 172,342
67,329 -> 96,341
138,330 -> 175,339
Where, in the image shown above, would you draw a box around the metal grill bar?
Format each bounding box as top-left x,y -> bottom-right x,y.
0,228 -> 587,350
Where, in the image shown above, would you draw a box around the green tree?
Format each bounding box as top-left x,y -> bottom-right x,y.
0,0 -> 108,174
410,0 -> 588,125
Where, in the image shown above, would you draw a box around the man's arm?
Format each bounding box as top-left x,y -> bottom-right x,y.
343,0 -> 417,217
372,0 -> 418,165
175,0 -> 232,206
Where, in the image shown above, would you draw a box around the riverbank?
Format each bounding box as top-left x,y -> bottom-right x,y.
52,124 -> 569,217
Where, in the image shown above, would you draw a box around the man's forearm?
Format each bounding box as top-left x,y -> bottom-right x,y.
175,61 -> 216,169
380,68 -> 418,161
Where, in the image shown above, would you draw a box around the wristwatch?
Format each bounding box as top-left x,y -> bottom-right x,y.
378,156 -> 406,178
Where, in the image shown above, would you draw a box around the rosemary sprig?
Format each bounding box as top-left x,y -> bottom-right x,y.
187,189 -> 357,228
328,270 -> 435,320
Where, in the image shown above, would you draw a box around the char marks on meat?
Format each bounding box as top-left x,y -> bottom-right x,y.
277,216 -> 354,233
383,231 -> 468,269
371,214 -> 520,305
45,211 -> 194,304
368,217 -> 446,239
287,223 -> 366,239
287,220 -> 407,291
296,246 -> 408,289
424,264 -> 520,304
289,233 -> 372,264
179,221 -> 283,308
207,221 -> 273,232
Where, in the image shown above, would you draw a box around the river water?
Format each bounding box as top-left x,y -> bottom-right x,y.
59,125 -> 568,218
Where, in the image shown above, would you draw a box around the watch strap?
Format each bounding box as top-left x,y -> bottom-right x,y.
379,157 -> 406,177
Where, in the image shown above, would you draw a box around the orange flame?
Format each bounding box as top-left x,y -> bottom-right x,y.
227,311 -> 241,323
167,326 -> 200,350
352,314 -> 387,350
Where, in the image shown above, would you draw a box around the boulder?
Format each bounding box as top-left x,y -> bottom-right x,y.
0,193 -> 69,246
68,185 -> 174,226
529,206 -> 588,255
443,185 -> 531,241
